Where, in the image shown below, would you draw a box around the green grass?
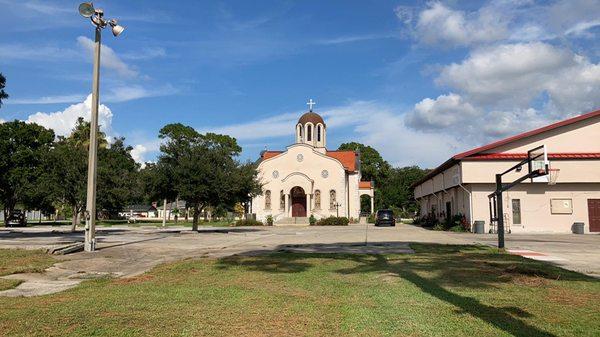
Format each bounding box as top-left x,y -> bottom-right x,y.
0,249 -> 56,291
0,244 -> 598,336
97,220 -> 233,228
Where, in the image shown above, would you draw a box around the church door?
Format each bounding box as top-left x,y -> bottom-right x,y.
291,186 -> 307,217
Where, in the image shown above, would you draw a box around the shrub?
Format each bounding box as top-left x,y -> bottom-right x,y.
315,216 -> 349,226
449,225 -> 467,232
416,213 -> 439,228
233,219 -> 263,227
266,215 -> 273,226
432,223 -> 445,231
309,214 -> 316,226
367,214 -> 376,223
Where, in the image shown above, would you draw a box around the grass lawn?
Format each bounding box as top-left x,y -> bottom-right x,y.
0,244 -> 598,337
0,249 -> 56,291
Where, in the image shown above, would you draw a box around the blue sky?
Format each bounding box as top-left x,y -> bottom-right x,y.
1,0 -> 599,167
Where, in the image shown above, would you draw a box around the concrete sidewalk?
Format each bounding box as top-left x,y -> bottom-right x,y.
1,224 -> 598,296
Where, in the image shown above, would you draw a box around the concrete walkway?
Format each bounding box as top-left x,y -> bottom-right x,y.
0,224 -> 598,296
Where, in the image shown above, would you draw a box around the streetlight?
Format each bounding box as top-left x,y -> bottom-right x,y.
79,2 -> 124,252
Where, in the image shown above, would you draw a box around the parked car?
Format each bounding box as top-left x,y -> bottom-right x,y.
6,210 -> 27,227
374,209 -> 395,227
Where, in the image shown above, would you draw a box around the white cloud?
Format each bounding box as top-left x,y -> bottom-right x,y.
413,2 -> 509,46
564,19 -> 600,37
205,101 -> 460,167
436,42 -> 600,113
10,94 -> 86,105
77,36 -> 137,78
26,94 -> 113,137
405,93 -> 480,131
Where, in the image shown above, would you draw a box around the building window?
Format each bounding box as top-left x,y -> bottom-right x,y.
297,124 -> 303,141
265,190 -> 271,210
280,190 -> 285,210
314,190 -> 321,209
512,199 -> 521,225
307,124 -> 312,141
317,125 -> 321,142
329,190 -> 336,209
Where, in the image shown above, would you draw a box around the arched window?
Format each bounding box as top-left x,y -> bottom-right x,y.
280,190 -> 285,209
314,190 -> 321,209
329,190 -> 336,210
265,190 -> 271,210
317,125 -> 321,142
297,124 -> 303,141
307,124 -> 312,141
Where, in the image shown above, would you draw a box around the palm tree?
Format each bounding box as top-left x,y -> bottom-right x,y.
0,73 -> 8,108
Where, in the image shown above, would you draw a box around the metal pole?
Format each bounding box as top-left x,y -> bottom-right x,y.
84,27 -> 101,252
495,174 -> 505,250
162,198 -> 167,227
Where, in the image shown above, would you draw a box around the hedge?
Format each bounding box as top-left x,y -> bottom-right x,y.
314,216 -> 349,226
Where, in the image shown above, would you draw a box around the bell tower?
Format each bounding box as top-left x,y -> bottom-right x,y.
296,99 -> 326,149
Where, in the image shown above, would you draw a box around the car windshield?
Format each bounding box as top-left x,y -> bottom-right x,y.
378,211 -> 393,218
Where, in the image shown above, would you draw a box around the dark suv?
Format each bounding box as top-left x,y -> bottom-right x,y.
375,209 -> 395,227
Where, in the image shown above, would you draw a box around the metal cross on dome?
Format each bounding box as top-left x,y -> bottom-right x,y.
307,99 -> 316,112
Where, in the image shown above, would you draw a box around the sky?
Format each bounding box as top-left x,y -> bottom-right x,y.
1,0 -> 599,168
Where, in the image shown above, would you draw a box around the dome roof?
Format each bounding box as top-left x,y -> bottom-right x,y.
298,111 -> 325,126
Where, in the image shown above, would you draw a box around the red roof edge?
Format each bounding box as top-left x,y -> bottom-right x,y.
359,181 -> 373,189
453,108 -> 600,160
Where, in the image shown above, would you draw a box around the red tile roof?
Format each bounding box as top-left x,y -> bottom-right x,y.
359,181 -> 373,189
453,108 -> 600,160
412,108 -> 600,188
260,149 -> 358,172
464,153 -> 600,160
261,151 -> 283,160
326,150 -> 358,172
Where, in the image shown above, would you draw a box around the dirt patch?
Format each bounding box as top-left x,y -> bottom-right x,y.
546,286 -> 599,307
509,275 -> 549,287
113,274 -> 154,285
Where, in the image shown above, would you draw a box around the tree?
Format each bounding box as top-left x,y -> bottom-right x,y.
0,121 -> 54,224
48,117 -> 107,230
376,166 -> 429,216
338,142 -> 391,184
97,137 -> 141,218
0,73 -> 8,108
157,123 -> 261,230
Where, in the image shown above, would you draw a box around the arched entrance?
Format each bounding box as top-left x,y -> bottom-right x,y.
291,186 -> 307,217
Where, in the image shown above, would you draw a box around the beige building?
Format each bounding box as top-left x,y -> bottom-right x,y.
251,109 -> 374,224
413,109 -> 600,233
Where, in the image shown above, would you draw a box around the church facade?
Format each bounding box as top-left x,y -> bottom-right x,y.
251,106 -> 374,224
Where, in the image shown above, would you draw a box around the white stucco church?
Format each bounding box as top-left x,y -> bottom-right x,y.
251,100 -> 374,224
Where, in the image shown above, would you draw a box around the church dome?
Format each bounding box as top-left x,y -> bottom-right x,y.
298,112 -> 325,127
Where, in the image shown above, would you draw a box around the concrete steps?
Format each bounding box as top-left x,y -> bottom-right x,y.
275,217 -> 310,226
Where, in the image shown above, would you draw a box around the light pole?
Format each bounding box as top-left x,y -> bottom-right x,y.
79,2 -> 124,252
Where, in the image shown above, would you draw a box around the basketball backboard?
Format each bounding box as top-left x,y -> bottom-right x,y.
527,145 -> 549,183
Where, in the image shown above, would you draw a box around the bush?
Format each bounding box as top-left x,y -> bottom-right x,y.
233,219 -> 263,227
309,214 -> 316,225
266,215 -> 273,226
432,223 -> 445,231
415,213 -> 439,228
449,225 -> 467,232
367,214 -> 376,223
315,217 -> 349,226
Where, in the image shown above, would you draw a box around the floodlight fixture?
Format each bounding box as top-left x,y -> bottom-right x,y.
78,2 -> 94,18
109,19 -> 125,37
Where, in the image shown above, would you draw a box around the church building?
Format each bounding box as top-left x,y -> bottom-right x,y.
251,101 -> 374,224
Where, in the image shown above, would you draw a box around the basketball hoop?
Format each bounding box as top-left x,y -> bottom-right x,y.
548,168 -> 560,185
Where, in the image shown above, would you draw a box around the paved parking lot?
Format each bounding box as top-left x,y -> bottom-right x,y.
0,224 -> 598,296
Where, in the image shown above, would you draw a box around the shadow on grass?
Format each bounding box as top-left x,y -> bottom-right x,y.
217,243 -> 597,337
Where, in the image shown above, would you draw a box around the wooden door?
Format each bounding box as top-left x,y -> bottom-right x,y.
291,187 -> 307,217
588,199 -> 600,232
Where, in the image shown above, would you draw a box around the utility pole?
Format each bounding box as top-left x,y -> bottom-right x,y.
84,26 -> 101,252
79,2 -> 124,252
